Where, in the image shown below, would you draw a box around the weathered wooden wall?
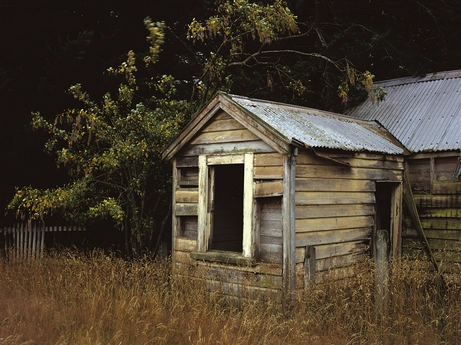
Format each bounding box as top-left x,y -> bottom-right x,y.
294,151 -> 404,285
172,110 -> 284,298
171,108 -> 406,296
403,152 -> 461,270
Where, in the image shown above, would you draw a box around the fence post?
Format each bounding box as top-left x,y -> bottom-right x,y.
0,227 -> 4,258
304,245 -> 316,291
375,229 -> 389,318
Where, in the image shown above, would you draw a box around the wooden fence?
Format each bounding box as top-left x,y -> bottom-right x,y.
1,223 -> 85,259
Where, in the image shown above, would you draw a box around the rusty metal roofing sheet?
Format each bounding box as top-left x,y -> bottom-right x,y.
228,94 -> 404,154
345,70 -> 461,153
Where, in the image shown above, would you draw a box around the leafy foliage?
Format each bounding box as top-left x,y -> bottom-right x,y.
8,19 -> 190,256
186,0 -> 378,110
5,0 -> 461,254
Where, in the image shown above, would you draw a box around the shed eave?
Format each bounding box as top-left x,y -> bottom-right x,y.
161,95 -> 223,161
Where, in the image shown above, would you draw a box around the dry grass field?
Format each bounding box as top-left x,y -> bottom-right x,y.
1,249 -> 461,344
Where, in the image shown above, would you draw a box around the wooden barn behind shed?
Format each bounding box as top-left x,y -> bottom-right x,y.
162,92 -> 405,299
346,70 -> 461,273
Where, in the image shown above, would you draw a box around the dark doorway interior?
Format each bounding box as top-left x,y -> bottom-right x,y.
211,164 -> 244,252
376,182 -> 392,232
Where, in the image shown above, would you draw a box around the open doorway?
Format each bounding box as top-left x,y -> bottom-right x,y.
374,181 -> 402,257
210,164 -> 244,252
376,183 -> 392,233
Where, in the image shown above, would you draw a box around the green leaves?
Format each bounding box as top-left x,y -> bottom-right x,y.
9,17 -> 191,255
188,0 -> 301,105
188,0 -> 298,45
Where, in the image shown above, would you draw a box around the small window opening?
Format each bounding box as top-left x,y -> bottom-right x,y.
210,164 -> 244,252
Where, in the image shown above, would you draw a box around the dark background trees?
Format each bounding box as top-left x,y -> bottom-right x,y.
1,0 -> 460,251
0,0 -> 206,221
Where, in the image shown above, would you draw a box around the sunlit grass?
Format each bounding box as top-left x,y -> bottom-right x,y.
1,250 -> 460,344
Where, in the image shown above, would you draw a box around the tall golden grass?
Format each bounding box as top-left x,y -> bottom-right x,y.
1,249 -> 460,344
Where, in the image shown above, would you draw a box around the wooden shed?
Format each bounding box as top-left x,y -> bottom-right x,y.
162,92 -> 405,299
346,70 -> 461,273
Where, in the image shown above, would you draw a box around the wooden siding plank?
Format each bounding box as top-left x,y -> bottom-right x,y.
296,216 -> 374,232
419,207 -> 461,218
191,129 -> 261,145
432,181 -> 461,195
296,204 -> 375,219
296,191 -> 376,205
341,158 -> 404,170
190,264 -> 283,289
196,279 -> 282,299
295,250 -> 368,273
181,141 -> 276,156
191,260 -> 283,276
260,243 -> 282,263
295,165 -> 403,181
294,241 -> 368,263
296,228 -> 371,247
254,152 -> 284,166
296,151 -> 403,167
207,154 -> 244,165
175,237 -> 198,252
175,203 -> 198,216
420,218 -> 461,231
201,118 -> 246,132
316,253 -> 366,272
295,178 -> 375,192
313,241 -> 369,259
175,190 -> 198,203
254,166 -> 284,179
296,153 -> 337,166
254,180 -> 284,197
260,221 -> 283,237
354,153 -> 404,162
414,194 -> 461,208
403,228 -> 461,241
260,234 -> 283,245
176,156 -> 199,168
403,237 -> 461,251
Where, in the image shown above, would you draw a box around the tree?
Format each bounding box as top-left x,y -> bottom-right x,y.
186,0 -> 380,111
7,0 -> 461,256
8,18 -> 191,258
6,0 -> 375,256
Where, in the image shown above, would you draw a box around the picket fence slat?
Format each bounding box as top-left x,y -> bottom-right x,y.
1,223 -> 85,260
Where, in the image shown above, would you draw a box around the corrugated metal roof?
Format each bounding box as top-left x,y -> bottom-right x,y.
227,94 -> 404,154
346,70 -> 461,153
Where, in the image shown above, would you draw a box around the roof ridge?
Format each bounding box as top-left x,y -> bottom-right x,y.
228,93 -> 377,125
